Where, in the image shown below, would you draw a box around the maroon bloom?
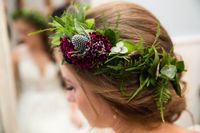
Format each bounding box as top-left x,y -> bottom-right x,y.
60,32 -> 112,69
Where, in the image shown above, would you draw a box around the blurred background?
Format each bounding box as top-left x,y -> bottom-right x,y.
0,0 -> 200,133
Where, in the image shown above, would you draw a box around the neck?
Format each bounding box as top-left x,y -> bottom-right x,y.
112,117 -> 145,133
98,115 -> 176,133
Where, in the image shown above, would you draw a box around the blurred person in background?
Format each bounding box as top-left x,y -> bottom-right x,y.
11,9 -> 82,133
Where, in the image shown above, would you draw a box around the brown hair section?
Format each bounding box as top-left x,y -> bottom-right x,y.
71,2 -> 186,124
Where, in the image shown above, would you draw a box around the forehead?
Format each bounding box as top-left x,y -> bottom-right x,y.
14,19 -> 35,29
54,48 -> 79,84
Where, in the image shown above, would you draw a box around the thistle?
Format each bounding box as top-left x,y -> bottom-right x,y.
72,34 -> 89,53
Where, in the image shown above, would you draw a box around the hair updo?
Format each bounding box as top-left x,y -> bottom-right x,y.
71,2 -> 186,124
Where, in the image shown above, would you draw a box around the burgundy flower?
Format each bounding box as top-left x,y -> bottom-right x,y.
60,32 -> 112,69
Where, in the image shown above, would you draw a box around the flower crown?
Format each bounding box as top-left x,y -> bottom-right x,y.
33,3 -> 185,122
12,9 -> 48,29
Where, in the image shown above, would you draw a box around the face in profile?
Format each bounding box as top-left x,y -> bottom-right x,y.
14,19 -> 43,46
58,60 -> 113,127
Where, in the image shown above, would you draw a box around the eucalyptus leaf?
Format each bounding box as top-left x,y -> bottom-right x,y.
122,40 -> 135,53
160,65 -> 177,79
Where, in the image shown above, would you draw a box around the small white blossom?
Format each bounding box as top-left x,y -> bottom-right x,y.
111,41 -> 128,54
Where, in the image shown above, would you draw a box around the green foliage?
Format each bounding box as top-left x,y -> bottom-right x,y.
160,65 -> 177,79
98,23 -> 184,121
30,3 -> 185,122
154,80 -> 170,122
104,29 -> 119,45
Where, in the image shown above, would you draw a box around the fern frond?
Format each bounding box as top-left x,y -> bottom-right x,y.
154,80 -> 170,122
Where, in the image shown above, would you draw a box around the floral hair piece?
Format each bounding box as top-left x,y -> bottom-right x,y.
33,3 -> 185,122
12,9 -> 48,29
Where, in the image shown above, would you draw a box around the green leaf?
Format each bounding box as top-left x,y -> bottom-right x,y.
171,75 -> 181,96
136,37 -> 144,53
85,18 -> 95,29
105,54 -> 121,64
74,19 -> 85,33
176,61 -> 185,73
96,29 -> 105,35
152,47 -> 160,74
106,65 -> 123,71
77,4 -> 85,22
128,76 -> 149,102
51,37 -> 60,47
154,80 -> 170,122
160,48 -> 169,67
49,32 -> 64,47
122,40 -> 135,53
28,28 -> 56,36
54,16 -> 65,27
160,65 -> 177,79
104,29 -> 117,45
153,22 -> 161,45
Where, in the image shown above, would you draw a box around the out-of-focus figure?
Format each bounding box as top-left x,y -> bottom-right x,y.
11,9 -> 81,133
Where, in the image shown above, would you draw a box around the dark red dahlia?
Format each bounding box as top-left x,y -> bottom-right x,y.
60,32 -> 112,69
60,37 -> 75,64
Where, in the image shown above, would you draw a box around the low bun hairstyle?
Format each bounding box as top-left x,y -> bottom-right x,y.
72,2 -> 186,124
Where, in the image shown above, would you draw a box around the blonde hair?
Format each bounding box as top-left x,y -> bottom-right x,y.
69,2 -> 186,124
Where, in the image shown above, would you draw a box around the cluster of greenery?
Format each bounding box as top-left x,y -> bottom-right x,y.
30,3 -> 185,122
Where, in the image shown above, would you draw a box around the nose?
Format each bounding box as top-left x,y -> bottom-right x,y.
67,91 -> 76,103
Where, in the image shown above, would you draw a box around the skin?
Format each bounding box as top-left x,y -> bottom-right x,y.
56,53 -> 199,133
12,19 -> 51,78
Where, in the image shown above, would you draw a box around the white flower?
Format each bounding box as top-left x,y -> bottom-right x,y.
111,41 -> 128,54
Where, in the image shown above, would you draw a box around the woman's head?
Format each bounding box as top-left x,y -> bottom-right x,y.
13,9 -> 48,48
58,2 -> 186,127
13,9 -> 55,61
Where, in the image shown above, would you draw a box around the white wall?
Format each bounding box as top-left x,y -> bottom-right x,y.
91,0 -> 200,38
174,36 -> 200,127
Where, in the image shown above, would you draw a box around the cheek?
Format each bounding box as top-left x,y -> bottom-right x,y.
67,90 -> 76,103
75,87 -> 88,109
75,87 -> 98,125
